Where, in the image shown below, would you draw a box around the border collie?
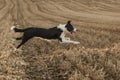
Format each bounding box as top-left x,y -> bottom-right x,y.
11,21 -> 80,49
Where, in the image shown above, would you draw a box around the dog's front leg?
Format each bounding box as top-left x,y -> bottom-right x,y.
71,40 -> 80,44
61,38 -> 80,44
60,32 -> 79,44
65,37 -> 70,40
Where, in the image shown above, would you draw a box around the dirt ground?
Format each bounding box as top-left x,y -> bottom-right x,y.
0,0 -> 120,80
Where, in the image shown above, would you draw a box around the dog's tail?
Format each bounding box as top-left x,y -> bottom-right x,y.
11,26 -> 27,32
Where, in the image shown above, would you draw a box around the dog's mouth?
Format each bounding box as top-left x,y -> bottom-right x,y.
70,28 -> 77,34
70,31 -> 76,34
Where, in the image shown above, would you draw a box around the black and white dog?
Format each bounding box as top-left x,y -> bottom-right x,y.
11,21 -> 80,49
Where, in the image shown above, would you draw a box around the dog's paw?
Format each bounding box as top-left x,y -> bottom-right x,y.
13,48 -> 22,52
73,41 -> 80,44
13,48 -> 17,52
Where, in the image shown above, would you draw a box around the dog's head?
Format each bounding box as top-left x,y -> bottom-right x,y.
57,20 -> 77,34
65,21 -> 77,34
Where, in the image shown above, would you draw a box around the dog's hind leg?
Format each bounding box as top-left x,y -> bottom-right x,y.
16,37 -> 22,40
16,36 -> 32,49
17,39 -> 27,49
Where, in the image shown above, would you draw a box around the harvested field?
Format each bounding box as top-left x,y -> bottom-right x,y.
0,0 -> 120,80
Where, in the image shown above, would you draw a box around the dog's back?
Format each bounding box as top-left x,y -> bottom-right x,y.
11,26 -> 63,39
32,27 -> 63,39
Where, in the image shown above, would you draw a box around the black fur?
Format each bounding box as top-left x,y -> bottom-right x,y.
15,27 -> 63,48
65,21 -> 74,33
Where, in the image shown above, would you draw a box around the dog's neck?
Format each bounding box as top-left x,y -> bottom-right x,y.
57,24 -> 67,32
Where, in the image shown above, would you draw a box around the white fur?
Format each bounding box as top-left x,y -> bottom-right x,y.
38,37 -> 51,42
11,26 -> 16,30
60,32 -> 65,38
13,48 -> 22,52
57,24 -> 67,31
61,37 -> 80,44
60,32 -> 80,44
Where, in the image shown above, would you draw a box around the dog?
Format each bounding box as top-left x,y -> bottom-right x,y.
11,21 -> 80,49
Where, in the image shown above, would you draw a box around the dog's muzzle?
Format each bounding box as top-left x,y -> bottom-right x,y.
71,28 -> 77,34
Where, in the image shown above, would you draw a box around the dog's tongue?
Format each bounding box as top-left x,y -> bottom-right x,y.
71,31 -> 76,34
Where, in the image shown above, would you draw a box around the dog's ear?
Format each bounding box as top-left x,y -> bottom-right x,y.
67,20 -> 71,24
